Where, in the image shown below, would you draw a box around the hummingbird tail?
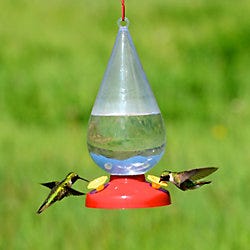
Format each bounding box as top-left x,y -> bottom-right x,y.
37,206 -> 45,214
37,202 -> 49,214
194,181 -> 212,189
199,181 -> 212,185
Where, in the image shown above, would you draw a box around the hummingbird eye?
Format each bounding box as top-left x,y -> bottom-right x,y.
71,175 -> 78,182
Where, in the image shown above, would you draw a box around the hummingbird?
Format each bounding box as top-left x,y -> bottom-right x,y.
37,172 -> 89,214
159,167 -> 218,191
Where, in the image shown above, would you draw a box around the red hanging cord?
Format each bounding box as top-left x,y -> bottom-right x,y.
121,0 -> 125,21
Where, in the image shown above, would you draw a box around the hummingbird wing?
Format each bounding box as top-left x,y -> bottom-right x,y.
65,187 -> 86,196
40,181 -> 59,189
189,167 -> 218,181
179,167 -> 218,182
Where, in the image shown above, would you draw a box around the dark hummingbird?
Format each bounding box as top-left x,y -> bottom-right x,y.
37,172 -> 89,214
159,167 -> 218,191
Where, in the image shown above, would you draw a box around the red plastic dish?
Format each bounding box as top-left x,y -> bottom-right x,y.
85,174 -> 171,209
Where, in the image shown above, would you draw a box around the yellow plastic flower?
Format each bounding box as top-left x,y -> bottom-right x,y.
147,175 -> 168,189
87,176 -> 109,192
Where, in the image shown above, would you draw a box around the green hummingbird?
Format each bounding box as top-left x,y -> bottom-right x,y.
37,172 -> 89,214
159,167 -> 218,191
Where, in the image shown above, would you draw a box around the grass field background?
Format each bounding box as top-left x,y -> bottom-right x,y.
0,0 -> 250,249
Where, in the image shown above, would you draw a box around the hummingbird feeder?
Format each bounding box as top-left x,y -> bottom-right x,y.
85,1 -> 171,209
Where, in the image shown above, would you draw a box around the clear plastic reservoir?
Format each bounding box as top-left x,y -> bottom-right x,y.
87,19 -> 166,175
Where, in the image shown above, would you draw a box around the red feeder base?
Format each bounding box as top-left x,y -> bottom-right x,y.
85,174 -> 171,209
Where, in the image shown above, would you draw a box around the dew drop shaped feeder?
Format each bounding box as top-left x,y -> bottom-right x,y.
85,17 -> 171,209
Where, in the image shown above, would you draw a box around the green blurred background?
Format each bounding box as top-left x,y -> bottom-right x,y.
0,0 -> 249,249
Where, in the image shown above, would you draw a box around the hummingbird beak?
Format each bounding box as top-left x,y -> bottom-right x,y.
159,176 -> 168,183
78,176 -> 89,182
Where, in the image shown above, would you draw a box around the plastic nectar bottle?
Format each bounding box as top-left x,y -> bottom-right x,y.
87,18 -> 166,176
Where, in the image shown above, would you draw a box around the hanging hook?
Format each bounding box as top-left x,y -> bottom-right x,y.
121,0 -> 125,21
